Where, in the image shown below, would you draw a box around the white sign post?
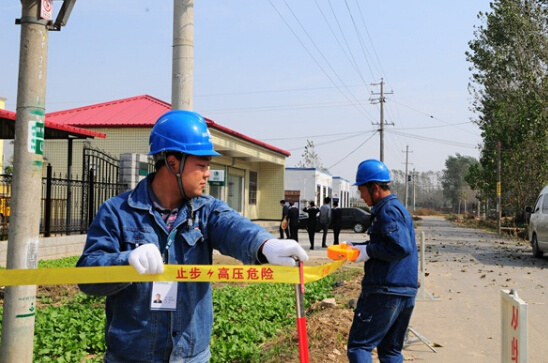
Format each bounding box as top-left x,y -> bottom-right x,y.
501,289 -> 527,362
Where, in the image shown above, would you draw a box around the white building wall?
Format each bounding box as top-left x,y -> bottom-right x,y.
285,168 -> 333,207
333,176 -> 351,207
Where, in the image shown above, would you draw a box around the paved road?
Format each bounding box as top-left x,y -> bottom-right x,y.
403,216 -> 548,363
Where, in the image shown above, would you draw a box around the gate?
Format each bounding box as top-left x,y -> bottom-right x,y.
80,146 -> 130,232
0,146 -> 155,240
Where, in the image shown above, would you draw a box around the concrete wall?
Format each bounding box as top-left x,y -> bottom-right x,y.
0,234 -> 87,267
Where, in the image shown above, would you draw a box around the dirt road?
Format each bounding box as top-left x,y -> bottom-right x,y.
406,216 -> 548,362
219,217 -> 548,362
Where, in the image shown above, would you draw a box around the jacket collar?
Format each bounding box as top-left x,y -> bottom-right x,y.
128,173 -> 210,212
371,194 -> 397,215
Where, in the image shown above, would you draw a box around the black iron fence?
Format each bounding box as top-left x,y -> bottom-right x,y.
0,146 -> 154,240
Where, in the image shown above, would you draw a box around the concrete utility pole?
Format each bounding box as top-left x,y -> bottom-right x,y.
370,78 -> 393,162
0,1 -> 47,361
403,145 -> 412,208
412,168 -> 416,212
172,0 -> 194,110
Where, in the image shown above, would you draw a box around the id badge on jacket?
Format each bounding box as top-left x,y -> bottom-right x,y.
151,281 -> 177,311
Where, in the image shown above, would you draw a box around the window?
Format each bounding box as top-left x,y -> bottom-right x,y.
249,171 -> 257,205
542,195 -> 548,214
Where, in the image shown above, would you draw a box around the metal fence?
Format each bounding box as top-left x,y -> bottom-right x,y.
0,146 -> 154,240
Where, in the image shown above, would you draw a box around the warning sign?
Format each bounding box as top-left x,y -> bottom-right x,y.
41,0 -> 53,21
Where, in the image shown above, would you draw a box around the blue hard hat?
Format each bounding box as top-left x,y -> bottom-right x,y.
354,159 -> 390,185
148,110 -> 221,156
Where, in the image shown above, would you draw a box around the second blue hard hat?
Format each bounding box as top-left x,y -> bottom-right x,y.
354,159 -> 391,185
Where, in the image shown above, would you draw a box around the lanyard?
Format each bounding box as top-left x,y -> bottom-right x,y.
162,211 -> 199,264
162,228 -> 178,264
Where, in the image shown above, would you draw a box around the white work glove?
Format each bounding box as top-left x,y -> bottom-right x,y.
128,244 -> 164,274
351,243 -> 370,263
262,239 -> 309,267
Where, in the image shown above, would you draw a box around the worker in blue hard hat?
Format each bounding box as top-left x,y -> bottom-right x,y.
347,159 -> 418,363
77,110 -> 308,363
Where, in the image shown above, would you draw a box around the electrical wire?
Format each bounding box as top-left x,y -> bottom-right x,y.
327,131 -> 378,169
268,0 -> 375,121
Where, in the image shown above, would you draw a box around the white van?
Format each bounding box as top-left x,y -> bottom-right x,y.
525,184 -> 548,257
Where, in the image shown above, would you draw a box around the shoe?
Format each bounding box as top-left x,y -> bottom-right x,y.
310,247 -> 314,250
321,245 -> 327,248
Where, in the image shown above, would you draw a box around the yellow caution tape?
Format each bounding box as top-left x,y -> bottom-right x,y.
0,259 -> 346,286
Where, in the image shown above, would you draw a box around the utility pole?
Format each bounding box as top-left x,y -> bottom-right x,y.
1,2 -> 75,362
0,1 -> 47,361
402,145 -> 413,208
370,78 -> 393,162
412,168 -> 416,212
172,0 -> 194,110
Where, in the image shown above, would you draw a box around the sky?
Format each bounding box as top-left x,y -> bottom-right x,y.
0,1 -> 492,182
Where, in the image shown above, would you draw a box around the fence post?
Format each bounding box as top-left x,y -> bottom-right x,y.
44,164 -> 52,237
66,139 -> 73,235
87,167 -> 95,228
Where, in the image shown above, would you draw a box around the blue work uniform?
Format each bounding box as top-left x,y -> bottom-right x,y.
77,174 -> 274,363
347,194 -> 418,363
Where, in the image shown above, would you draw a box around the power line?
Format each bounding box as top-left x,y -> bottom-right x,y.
388,129 -> 478,148
314,0 -> 368,88
268,0 -> 375,121
327,131 -> 378,169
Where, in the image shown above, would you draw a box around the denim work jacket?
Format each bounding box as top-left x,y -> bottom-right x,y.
76,174 -> 274,363
362,194 -> 418,296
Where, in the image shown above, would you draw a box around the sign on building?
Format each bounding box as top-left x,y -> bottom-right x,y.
208,170 -> 225,186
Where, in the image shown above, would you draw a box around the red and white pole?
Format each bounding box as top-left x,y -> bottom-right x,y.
295,261 -> 309,363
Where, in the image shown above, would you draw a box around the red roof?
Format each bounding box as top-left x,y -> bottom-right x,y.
0,109 -> 106,139
46,95 -> 170,127
47,95 -> 290,156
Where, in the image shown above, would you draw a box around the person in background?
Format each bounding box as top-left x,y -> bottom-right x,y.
76,110 -> 308,363
303,201 -> 319,250
287,200 -> 300,241
331,200 -> 342,245
347,159 -> 418,363
318,197 -> 332,248
279,199 -> 289,239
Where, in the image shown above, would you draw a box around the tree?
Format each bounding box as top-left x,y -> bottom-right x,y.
441,154 -> 478,212
391,169 -> 445,210
466,0 -> 548,220
297,140 -> 329,172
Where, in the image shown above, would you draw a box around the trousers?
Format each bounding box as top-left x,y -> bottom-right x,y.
347,292 -> 415,363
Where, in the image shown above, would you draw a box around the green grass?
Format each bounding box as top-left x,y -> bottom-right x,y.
0,256 -> 351,362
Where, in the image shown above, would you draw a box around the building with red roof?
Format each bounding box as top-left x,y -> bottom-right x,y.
44,95 -> 290,221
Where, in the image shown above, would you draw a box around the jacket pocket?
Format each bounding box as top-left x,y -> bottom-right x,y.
181,228 -> 204,247
122,226 -> 159,249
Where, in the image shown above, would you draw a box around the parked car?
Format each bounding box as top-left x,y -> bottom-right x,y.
525,184 -> 548,257
298,207 -> 371,233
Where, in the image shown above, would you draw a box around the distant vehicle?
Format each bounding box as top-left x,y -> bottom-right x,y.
525,184 -> 548,257
298,207 -> 371,233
